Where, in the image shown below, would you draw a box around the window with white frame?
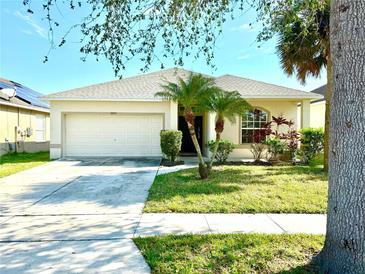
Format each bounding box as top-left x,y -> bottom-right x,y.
241,109 -> 269,143
35,114 -> 46,142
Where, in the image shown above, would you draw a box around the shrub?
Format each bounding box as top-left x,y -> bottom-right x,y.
250,124 -> 272,162
264,137 -> 286,162
300,128 -> 324,164
207,139 -> 235,164
160,130 -> 183,162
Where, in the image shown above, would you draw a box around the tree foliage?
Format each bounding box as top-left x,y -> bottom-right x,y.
255,0 -> 330,83
24,0 -> 248,76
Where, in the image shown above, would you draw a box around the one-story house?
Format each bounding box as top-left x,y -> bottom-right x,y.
0,78 -> 50,156
43,68 -> 322,159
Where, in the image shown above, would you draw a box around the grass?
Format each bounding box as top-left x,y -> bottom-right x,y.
134,233 -> 324,274
144,165 -> 328,213
0,151 -> 50,178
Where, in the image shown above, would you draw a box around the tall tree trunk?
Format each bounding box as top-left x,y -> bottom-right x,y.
319,1 -> 365,272
323,54 -> 332,172
184,112 -> 208,179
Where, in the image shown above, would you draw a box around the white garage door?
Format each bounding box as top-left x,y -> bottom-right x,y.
65,113 -> 163,157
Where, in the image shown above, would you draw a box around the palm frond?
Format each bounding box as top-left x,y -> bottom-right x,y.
205,90 -> 251,124
276,18 -> 328,84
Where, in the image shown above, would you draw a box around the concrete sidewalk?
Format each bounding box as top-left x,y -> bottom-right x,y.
134,213 -> 326,237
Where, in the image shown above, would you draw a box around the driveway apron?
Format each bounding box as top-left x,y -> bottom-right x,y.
0,157 -> 160,274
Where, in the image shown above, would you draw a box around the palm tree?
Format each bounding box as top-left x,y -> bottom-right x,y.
205,90 -> 251,169
155,73 -> 215,179
276,3 -> 331,171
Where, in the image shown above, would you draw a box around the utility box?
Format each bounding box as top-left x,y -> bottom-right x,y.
26,127 -> 33,137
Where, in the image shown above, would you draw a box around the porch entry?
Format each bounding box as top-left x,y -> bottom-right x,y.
178,116 -> 203,154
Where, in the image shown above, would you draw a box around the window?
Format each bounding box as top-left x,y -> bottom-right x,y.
35,114 -> 45,142
241,109 -> 269,143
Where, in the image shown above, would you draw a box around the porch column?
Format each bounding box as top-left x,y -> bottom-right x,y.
301,100 -> 311,129
206,112 -> 216,157
169,101 -> 178,130
50,105 -> 62,159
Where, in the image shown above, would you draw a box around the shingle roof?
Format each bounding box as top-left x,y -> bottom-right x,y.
311,85 -> 326,96
43,68 -> 323,101
215,75 -> 321,99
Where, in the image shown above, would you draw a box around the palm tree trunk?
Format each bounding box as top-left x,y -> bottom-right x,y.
208,132 -> 221,170
323,53 -> 332,172
208,118 -> 224,170
184,113 -> 208,179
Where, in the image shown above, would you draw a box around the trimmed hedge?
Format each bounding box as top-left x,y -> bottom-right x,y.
160,130 -> 183,162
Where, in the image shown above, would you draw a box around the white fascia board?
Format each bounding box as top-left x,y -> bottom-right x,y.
0,101 -> 50,113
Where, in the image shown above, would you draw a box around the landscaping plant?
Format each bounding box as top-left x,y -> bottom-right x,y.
160,130 -> 182,163
204,89 -> 251,169
207,140 -> 235,164
300,128 -> 324,165
264,137 -> 286,162
281,120 -> 300,165
250,121 -> 272,163
155,73 -> 216,179
253,115 -> 300,164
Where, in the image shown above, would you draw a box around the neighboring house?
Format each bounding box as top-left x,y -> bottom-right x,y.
297,85 -> 326,129
309,85 -> 326,129
43,68 -> 322,160
0,78 -> 50,156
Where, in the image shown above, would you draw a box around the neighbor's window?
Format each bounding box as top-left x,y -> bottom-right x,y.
35,114 -> 46,142
241,109 -> 269,143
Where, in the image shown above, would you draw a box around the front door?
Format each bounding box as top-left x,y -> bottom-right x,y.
178,116 -> 203,154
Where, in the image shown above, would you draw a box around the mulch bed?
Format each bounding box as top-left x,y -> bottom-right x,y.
161,159 -> 185,167
219,160 -> 273,166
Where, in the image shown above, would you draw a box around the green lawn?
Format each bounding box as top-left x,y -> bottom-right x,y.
144,165 -> 328,213
134,233 -> 324,273
0,151 -> 50,178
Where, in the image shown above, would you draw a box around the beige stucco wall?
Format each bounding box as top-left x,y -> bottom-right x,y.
218,99 -> 300,159
310,101 -> 326,129
297,101 -> 326,129
0,104 -> 50,155
49,100 -> 178,159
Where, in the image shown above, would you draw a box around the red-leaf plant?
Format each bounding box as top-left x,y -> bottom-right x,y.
250,115 -> 300,164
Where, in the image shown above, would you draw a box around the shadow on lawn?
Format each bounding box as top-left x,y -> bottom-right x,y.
277,261 -> 322,274
147,165 -> 327,207
147,168 -> 281,202
264,165 -> 326,176
135,234 -> 324,274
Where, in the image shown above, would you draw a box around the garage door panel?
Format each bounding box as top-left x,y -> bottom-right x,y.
65,114 -> 163,157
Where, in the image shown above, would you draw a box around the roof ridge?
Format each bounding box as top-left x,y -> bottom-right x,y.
51,67 -> 195,96
217,74 -> 307,93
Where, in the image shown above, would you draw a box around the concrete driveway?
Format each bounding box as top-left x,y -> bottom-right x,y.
0,157 -> 160,274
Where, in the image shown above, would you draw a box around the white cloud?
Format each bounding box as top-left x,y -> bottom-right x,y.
237,53 -> 250,60
21,29 -> 33,36
256,46 -> 275,55
231,23 -> 257,32
14,11 -> 48,39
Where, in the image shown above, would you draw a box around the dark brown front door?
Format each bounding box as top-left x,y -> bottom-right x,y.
178,116 -> 203,153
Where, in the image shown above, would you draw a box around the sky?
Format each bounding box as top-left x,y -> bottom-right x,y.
0,0 -> 326,95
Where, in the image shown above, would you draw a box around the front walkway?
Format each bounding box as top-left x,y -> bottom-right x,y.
134,213 -> 326,237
